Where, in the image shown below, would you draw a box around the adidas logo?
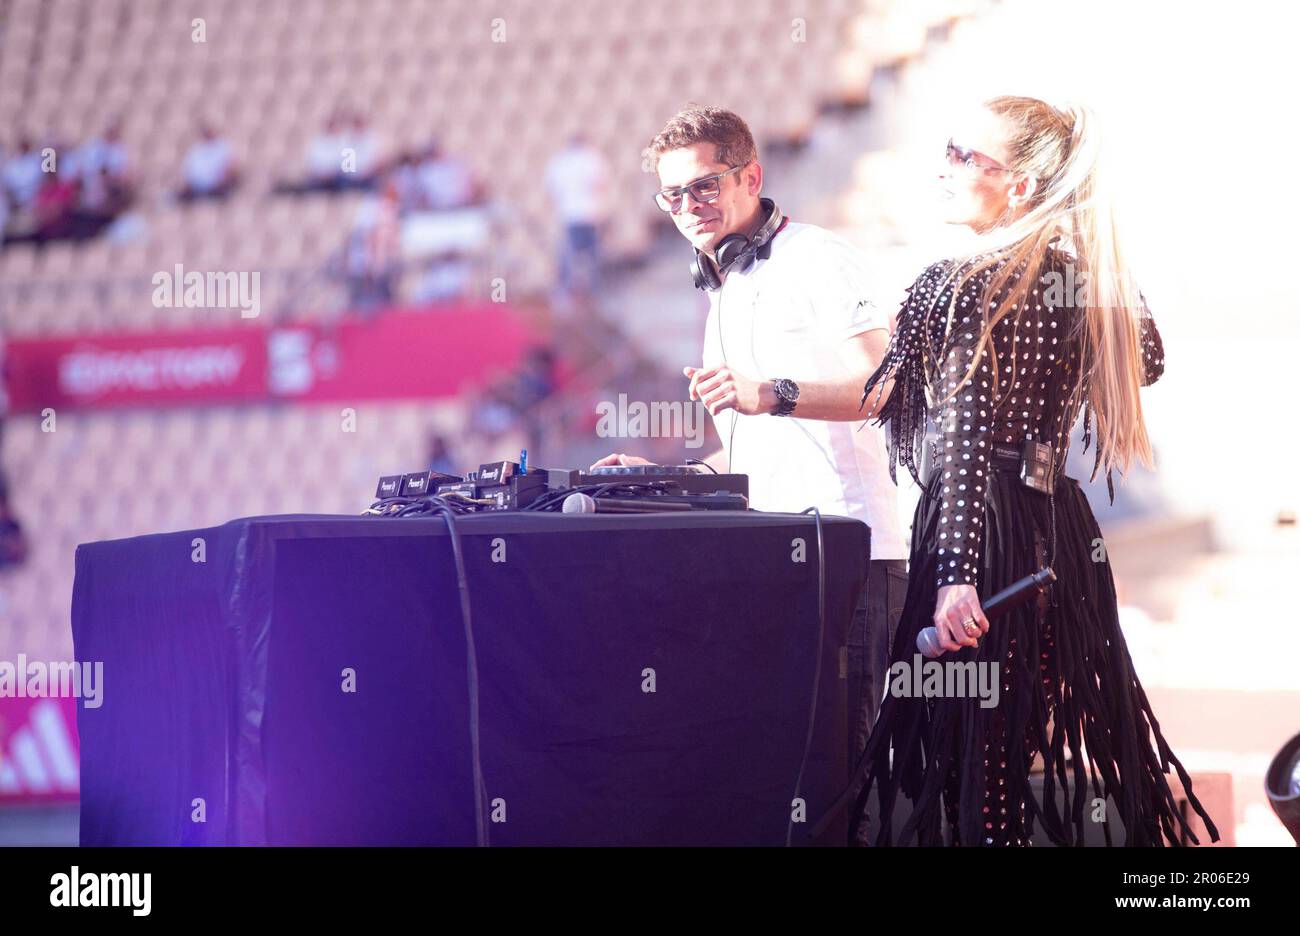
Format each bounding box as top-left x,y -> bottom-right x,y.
0,699 -> 80,799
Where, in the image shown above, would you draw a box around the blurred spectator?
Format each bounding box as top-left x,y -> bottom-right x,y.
387,142 -> 478,213
178,124 -> 240,201
545,134 -> 608,299
389,150 -> 425,211
464,347 -> 560,455
346,112 -> 383,186
283,110 -> 382,194
417,141 -> 478,210
283,129 -> 487,309
383,141 -> 484,303
30,168 -> 78,241
302,111 -> 351,189
515,345 -> 558,406
514,345 -> 558,453
336,185 -> 401,312
68,120 -> 135,237
2,129 -> 135,244
71,165 -> 133,239
71,120 -> 132,190
0,327 -> 7,490
2,137 -> 46,209
0,500 -> 24,573
426,432 -> 459,477
0,331 -> 26,571
468,380 -> 519,446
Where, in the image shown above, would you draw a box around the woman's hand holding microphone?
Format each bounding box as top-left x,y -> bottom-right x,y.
932,584 -> 990,653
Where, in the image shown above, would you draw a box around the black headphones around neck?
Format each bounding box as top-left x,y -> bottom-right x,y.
690,196 -> 787,291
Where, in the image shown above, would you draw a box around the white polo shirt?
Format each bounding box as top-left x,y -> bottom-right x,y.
701,220 -> 907,561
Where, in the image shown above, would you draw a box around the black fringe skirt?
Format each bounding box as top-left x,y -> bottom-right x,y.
850,461 -> 1221,846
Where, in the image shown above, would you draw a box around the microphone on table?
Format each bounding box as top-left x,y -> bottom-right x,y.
561,492 -> 692,514
916,567 -> 1057,658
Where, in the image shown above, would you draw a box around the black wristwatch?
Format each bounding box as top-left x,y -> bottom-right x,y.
771,378 -> 800,416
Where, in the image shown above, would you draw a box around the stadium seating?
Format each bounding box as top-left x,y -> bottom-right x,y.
0,0 -> 973,334
0,0 -> 976,665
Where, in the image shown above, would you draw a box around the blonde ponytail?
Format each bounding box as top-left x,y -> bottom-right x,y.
931,96 -> 1156,486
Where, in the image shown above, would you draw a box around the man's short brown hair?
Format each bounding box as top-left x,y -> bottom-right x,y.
648,105 -> 758,171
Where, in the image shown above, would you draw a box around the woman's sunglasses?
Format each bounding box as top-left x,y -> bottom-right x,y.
946,139 -> 1012,174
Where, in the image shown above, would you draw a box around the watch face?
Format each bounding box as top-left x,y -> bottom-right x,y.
779,379 -> 800,402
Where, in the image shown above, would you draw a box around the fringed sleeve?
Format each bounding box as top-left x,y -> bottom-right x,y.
860,261 -> 951,497
1137,291 -> 1165,387
1080,401 -> 1115,507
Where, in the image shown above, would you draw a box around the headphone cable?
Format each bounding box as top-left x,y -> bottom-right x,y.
716,286 -> 737,474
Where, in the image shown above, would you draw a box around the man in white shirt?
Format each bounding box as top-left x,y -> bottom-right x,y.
73,120 -> 131,184
304,113 -> 352,188
592,106 -> 908,842
178,124 -> 239,201
545,134 -> 609,299
418,142 -> 476,210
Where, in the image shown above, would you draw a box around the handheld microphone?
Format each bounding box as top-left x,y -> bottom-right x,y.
805,565 -> 1058,844
916,567 -> 1056,658
561,492 -> 692,514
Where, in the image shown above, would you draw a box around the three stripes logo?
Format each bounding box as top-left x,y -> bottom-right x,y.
0,699 -> 80,801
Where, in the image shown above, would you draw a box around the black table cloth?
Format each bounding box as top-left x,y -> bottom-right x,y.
71,510 -> 870,845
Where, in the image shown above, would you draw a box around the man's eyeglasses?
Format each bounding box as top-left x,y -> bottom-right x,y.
946,139 -> 1012,174
653,165 -> 744,212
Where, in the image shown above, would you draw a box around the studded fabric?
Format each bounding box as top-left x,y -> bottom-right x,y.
940,614 -> 1061,846
861,250 -> 1164,590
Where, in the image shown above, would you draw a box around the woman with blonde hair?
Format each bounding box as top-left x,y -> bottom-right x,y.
850,96 -> 1219,846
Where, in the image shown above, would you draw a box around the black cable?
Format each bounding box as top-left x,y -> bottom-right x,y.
522,481 -> 667,512
428,504 -> 489,847
685,458 -> 717,474
365,494 -> 472,517
369,497 -> 487,844
789,505 -> 827,846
